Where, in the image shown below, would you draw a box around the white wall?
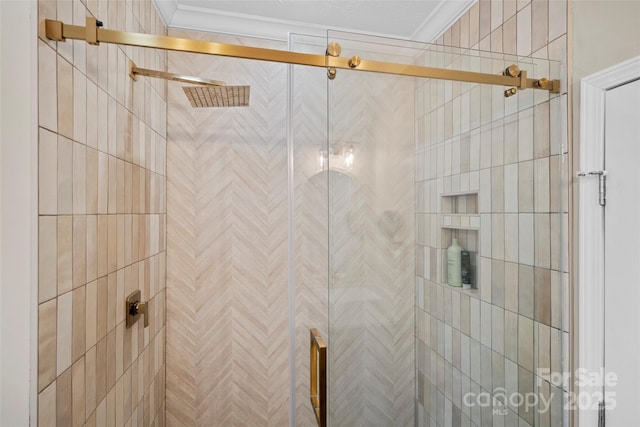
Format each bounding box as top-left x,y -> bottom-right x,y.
0,0 -> 37,425
571,0 -> 640,151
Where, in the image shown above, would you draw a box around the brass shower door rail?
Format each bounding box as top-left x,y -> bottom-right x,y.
44,18 -> 560,95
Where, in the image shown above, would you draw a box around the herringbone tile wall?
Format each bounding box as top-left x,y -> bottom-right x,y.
327,67 -> 416,427
168,32 -> 417,426
166,30 -> 290,427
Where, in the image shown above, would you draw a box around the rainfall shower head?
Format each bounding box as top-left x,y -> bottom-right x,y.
183,85 -> 250,108
129,60 -> 250,108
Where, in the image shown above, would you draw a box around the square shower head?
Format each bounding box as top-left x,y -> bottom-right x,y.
182,85 -> 251,108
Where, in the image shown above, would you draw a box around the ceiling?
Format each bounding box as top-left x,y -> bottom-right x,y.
153,0 -> 477,42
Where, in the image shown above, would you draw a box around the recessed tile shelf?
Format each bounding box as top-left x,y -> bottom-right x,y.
441,214 -> 480,230
440,191 -> 479,292
440,190 -> 480,198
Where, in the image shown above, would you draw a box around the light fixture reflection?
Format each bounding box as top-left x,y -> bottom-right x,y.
318,143 -> 355,173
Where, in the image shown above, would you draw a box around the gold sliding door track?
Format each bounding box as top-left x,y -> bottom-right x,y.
44,18 -> 560,96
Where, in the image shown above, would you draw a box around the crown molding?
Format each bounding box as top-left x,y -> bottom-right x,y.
411,0 -> 477,42
153,0 -> 476,43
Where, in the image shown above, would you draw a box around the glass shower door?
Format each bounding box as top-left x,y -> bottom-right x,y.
292,30 -> 566,427
326,32 -> 417,427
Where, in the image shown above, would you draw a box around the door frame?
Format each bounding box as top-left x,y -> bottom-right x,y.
578,55 -> 640,427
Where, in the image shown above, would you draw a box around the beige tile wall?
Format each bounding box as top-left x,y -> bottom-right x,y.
37,0 -> 167,426
415,0 -> 568,426
165,30 -> 290,427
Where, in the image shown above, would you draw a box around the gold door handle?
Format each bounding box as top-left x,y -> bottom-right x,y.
310,328 -> 327,427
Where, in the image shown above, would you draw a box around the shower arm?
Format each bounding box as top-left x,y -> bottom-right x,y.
44,18 -> 560,95
129,60 -> 226,87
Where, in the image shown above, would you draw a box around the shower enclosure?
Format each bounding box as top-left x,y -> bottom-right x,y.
41,17 -> 567,427
290,32 -> 566,427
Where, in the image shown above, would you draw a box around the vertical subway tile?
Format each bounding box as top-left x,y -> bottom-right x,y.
518,367 -> 535,425
534,101 -> 550,159
107,213 -> 117,273
549,155 -> 561,213
57,55 -> 74,139
73,68 -> 87,145
87,215 -> 98,283
517,315 -> 534,371
71,0 -> 86,72
98,151 -> 108,214
492,214 -> 505,260
107,272 -> 117,332
38,299 -> 57,391
492,259 -> 505,307
116,103 -> 126,160
117,214 -> 125,269
518,213 -> 534,266
516,5 -> 532,56
117,159 -> 125,214
491,0 -> 503,31
58,136 -> 73,214
87,79 -> 98,149
72,286 -> 86,362
550,270 -> 563,330
106,329 -> 116,392
504,358 -> 519,412
97,88 -> 108,153
39,381 -> 57,427
503,14 -> 517,55
549,0 -> 567,42
504,113 -> 519,164
72,142 -> 86,214
537,322 -> 551,373
531,0 -> 548,53
504,261 -> 519,314
492,306 -> 505,354
38,40 -> 58,132
504,214 -> 519,263
469,2 -> 480,47
56,367 -> 72,426
535,267 -> 551,326
108,97 -> 117,157
57,291 -> 72,375
550,213 -> 562,271
72,356 -> 86,427
39,128 -> 58,214
518,160 -> 534,212
97,215 -> 108,278
57,216 -> 73,295
86,279 -> 98,351
73,215 -> 87,288
86,346 -> 97,418
96,276 -> 108,342
87,147 -> 98,214
534,213 -> 551,268
479,0 -> 491,41
504,310 -> 519,363
518,264 -> 535,319
459,11 -> 470,48
518,108 -> 534,162
96,337 -> 107,404
502,0 -> 517,20
491,166 -> 504,212
535,158 -> 550,213
39,216 -> 57,303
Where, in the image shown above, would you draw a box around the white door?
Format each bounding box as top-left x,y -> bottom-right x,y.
604,78 -> 640,426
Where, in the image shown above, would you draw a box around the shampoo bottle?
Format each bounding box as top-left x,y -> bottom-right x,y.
447,237 -> 462,287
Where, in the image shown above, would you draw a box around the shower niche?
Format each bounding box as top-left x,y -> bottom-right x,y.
440,191 -> 479,292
